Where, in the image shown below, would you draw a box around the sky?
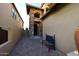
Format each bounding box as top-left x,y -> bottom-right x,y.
15,3 -> 29,30
29,3 -> 42,7
15,3 -> 41,30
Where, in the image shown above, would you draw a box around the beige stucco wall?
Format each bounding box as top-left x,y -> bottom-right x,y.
0,3 -> 23,55
43,4 -> 79,53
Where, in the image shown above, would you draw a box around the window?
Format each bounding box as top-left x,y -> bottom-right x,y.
11,8 -> 17,19
34,12 -> 40,18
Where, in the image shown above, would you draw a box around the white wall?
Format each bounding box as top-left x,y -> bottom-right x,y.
43,4 -> 79,53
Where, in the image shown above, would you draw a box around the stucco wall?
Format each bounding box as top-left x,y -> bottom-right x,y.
0,3 -> 23,55
43,4 -> 79,53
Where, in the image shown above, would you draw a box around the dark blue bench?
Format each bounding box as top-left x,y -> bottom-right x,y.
42,34 -> 55,52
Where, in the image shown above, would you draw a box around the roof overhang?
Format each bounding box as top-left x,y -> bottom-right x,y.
40,3 -> 69,20
12,3 -> 24,24
26,4 -> 44,15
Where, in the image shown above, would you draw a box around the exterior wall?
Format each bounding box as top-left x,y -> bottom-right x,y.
43,4 -> 79,53
0,3 -> 23,55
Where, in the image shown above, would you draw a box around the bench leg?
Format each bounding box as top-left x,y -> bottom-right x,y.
48,47 -> 52,55
48,47 -> 51,52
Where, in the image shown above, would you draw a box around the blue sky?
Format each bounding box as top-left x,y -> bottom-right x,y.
29,3 -> 42,7
15,3 -> 41,29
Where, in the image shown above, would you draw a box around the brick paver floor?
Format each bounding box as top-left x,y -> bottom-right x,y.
9,36 -> 65,56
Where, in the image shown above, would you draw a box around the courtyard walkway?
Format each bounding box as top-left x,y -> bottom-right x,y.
9,35 -> 65,56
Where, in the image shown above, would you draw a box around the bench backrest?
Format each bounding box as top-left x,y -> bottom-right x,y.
46,34 -> 55,44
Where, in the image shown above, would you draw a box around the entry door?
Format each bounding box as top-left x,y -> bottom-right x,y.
0,27 -> 8,45
34,23 -> 38,36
